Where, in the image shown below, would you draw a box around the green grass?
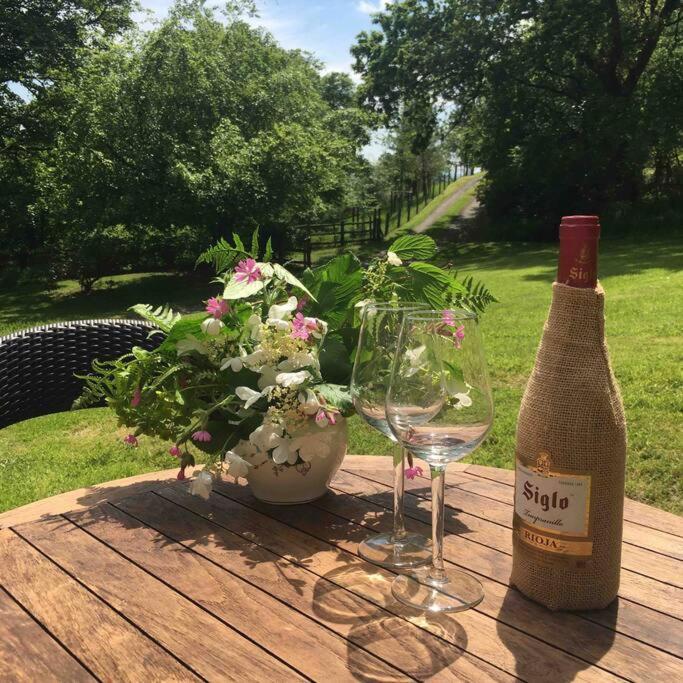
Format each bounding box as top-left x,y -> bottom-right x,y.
0,271 -> 210,337
1,237 -> 681,514
386,173 -> 482,238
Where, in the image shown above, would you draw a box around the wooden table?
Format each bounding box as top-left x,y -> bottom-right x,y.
1,456 -> 681,682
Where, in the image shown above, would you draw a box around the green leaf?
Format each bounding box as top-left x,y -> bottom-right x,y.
389,234 -> 437,261
158,312 -> 206,352
318,333 -> 353,384
129,304 -> 181,333
273,263 -> 316,301
250,229 -> 260,257
315,383 -> 353,415
223,277 -> 265,300
264,237 -> 273,262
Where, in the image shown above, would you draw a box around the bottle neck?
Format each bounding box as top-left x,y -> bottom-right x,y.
556,216 -> 600,288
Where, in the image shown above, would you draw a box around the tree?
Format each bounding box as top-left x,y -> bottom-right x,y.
5,2 -> 369,286
352,0 -> 683,228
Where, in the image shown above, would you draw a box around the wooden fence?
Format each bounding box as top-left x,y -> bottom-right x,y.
291,166 -> 476,268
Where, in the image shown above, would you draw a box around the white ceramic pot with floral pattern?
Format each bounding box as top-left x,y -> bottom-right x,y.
244,417 -> 347,504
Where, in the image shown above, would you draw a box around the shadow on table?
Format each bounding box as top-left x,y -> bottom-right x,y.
495,587 -> 618,681
311,564 -> 468,681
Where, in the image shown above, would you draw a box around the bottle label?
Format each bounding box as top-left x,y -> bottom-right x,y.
514,452 -> 593,557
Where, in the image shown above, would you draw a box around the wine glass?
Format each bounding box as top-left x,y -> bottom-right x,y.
350,301 -> 432,569
386,309 -> 494,612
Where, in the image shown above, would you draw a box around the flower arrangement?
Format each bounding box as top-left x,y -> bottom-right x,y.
75,231 -> 494,498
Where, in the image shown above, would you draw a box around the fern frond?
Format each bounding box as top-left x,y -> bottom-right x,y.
196,236 -> 250,274
450,273 -> 498,314
129,304 -> 181,333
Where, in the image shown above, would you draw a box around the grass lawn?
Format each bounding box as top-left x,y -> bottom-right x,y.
1,236 -> 681,514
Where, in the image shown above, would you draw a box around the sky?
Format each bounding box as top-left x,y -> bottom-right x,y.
136,1 -> 389,77
136,0 -> 391,159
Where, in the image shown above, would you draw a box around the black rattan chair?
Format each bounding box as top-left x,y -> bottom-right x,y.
0,319 -> 163,429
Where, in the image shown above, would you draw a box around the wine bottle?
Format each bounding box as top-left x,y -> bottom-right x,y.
511,215 -> 627,611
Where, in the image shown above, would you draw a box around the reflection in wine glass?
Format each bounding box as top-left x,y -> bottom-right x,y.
350,301 -> 432,569
386,309 -> 494,612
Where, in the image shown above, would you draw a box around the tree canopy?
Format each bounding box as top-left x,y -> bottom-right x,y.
352,0 -> 682,225
0,2 -> 372,285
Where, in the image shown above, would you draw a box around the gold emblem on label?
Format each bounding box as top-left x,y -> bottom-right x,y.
533,451 -> 552,477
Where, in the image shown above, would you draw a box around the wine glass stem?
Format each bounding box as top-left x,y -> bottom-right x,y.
429,465 -> 447,582
392,446 -> 407,541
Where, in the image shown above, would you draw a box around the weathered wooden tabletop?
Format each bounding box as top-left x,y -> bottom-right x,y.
0,455 -> 681,682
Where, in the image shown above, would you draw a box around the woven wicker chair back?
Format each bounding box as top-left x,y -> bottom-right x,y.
0,319 -> 163,429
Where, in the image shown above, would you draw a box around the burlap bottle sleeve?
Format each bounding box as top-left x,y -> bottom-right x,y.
511,282 -> 627,611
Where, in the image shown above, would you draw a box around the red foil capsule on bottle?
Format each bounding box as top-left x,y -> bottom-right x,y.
557,215 -> 600,288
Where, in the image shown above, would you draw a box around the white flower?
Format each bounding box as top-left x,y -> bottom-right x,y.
298,389 -> 321,415
387,251 -> 403,266
233,439 -> 257,458
177,334 -> 209,356
236,386 -> 264,409
311,319 -> 328,340
247,313 -> 262,340
220,351 -> 244,372
224,451 -> 250,479
278,351 -> 316,372
453,392 -> 473,409
257,365 -> 278,390
272,437 -> 298,465
276,370 -> 311,388
201,317 -> 224,337
241,348 -> 267,368
267,296 -> 298,325
355,299 -> 371,310
249,422 -> 284,451
189,470 -> 213,500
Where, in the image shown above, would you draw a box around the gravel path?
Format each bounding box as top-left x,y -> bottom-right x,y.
413,176 -> 480,233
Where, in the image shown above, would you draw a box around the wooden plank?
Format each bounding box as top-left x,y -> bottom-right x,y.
111,490 -> 498,683
344,458 -> 683,559
328,469 -> 683,662
15,516 -> 304,682
461,463 -> 683,539
66,502 -> 408,683
153,486 -> 517,682
337,467 -> 683,588
180,481 -> 624,683
0,468 -> 180,529
421,464 -> 683,559
0,529 -> 194,682
0,585 -> 94,683
341,470 -> 683,619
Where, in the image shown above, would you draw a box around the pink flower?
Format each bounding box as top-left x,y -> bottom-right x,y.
442,310 -> 456,327
291,313 -> 318,341
205,297 -> 230,319
315,408 -> 338,427
405,465 -> 423,480
296,297 -> 309,312
177,467 -> 187,481
453,325 -> 465,349
192,430 -> 212,443
234,258 -> 262,284
123,434 -> 138,447
169,445 -> 181,457
130,387 -> 141,407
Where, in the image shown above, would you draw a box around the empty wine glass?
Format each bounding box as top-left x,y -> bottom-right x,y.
350,301 -> 432,569
386,309 -> 494,612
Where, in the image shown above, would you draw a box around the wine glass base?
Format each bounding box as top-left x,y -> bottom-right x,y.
392,566 -> 484,613
358,531 -> 432,569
